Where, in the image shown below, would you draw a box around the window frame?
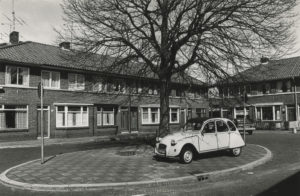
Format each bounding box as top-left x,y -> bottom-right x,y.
0,105 -> 29,130
96,106 -> 115,126
56,106 -> 89,128
169,108 -> 180,124
68,73 -> 85,90
5,66 -> 30,87
141,107 -> 160,125
41,70 -> 60,89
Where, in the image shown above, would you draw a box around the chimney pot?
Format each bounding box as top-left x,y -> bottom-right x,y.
260,57 -> 269,64
59,42 -> 71,50
9,31 -> 19,44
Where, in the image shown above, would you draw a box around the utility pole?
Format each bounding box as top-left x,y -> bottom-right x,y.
243,86 -> 246,142
38,82 -> 45,164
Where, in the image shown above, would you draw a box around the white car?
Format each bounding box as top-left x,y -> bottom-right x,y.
155,118 -> 245,164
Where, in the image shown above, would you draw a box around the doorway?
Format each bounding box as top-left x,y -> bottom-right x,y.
120,107 -> 138,133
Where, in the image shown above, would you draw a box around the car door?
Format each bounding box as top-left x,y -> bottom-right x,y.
199,120 -> 218,152
216,120 -> 230,149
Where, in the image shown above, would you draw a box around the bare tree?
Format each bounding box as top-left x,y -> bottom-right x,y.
61,0 -> 297,136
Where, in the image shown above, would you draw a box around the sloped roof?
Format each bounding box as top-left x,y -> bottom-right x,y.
241,56 -> 300,81
218,56 -> 300,85
0,41 -> 206,86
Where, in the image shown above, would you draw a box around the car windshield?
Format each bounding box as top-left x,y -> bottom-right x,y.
183,117 -> 209,131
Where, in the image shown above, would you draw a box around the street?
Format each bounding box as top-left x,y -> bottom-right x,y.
0,132 -> 300,196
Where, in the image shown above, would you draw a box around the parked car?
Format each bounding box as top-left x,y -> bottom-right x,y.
234,119 -> 256,135
155,118 -> 245,164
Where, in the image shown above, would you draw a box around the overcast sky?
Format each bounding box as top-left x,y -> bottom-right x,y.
1,0 -> 300,58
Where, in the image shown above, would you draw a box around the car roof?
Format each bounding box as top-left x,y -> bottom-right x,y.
186,117 -> 231,124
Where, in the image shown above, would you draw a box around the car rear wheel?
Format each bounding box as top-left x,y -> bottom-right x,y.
231,147 -> 242,157
180,147 -> 194,164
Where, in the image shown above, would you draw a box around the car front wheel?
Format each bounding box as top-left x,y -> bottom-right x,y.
180,147 -> 194,164
231,147 -> 242,156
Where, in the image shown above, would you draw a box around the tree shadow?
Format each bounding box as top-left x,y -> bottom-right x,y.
257,171 -> 300,196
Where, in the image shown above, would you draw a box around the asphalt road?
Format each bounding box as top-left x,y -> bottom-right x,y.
0,132 -> 299,196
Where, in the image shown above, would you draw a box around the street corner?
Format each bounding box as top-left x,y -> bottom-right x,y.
0,144 -> 272,192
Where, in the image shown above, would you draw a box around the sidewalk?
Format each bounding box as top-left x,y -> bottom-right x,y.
0,133 -> 155,149
0,144 -> 272,192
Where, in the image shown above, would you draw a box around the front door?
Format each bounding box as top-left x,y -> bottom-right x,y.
121,107 -> 139,133
120,109 -> 129,131
216,120 -> 230,149
37,106 -> 50,138
130,107 -> 138,132
199,121 -> 218,152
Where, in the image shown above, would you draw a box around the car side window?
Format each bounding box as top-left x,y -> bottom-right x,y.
202,121 -> 215,134
216,120 -> 229,132
227,121 -> 237,132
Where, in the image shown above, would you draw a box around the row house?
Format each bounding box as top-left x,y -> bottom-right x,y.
0,32 -> 209,141
211,56 -> 300,130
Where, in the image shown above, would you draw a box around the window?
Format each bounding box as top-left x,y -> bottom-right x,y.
196,108 -> 206,118
216,120 -> 229,132
5,66 -> 29,86
68,73 -> 85,90
227,121 -> 237,131
256,106 -> 273,121
141,107 -> 159,124
56,106 -> 88,127
0,105 -> 28,129
42,71 -> 60,89
275,106 -> 281,120
170,108 -> 179,123
93,81 -> 108,93
97,107 -> 115,126
256,106 -> 281,121
202,121 -> 215,134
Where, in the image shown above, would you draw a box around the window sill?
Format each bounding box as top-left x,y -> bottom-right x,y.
0,129 -> 29,133
56,126 -> 89,130
141,123 -> 159,126
97,125 -> 117,128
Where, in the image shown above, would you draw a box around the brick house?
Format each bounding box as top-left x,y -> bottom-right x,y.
211,56 -> 300,130
0,32 -> 209,141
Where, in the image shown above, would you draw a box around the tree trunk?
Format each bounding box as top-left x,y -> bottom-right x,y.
159,78 -> 171,137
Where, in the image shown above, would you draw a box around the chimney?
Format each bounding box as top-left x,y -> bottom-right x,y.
260,57 -> 269,64
9,31 -> 19,44
59,42 -> 71,50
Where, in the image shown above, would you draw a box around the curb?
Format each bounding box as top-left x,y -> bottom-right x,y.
0,144 -> 272,192
0,137 -> 112,150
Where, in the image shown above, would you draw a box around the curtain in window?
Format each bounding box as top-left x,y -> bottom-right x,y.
142,108 -> 149,123
51,72 -> 60,88
0,112 -> 5,129
103,112 -> 114,125
6,66 -> 12,84
56,112 -> 64,127
15,111 -> 27,129
42,72 -> 50,87
96,112 -> 102,125
77,74 -> 85,89
19,67 -> 29,86
68,74 -> 76,89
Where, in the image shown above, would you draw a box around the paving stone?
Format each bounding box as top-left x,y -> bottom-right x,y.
4,144 -> 268,185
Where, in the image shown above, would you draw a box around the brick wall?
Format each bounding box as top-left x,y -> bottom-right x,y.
0,64 -> 209,140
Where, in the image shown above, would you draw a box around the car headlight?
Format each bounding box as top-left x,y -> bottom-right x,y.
171,139 -> 177,146
156,137 -> 161,143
